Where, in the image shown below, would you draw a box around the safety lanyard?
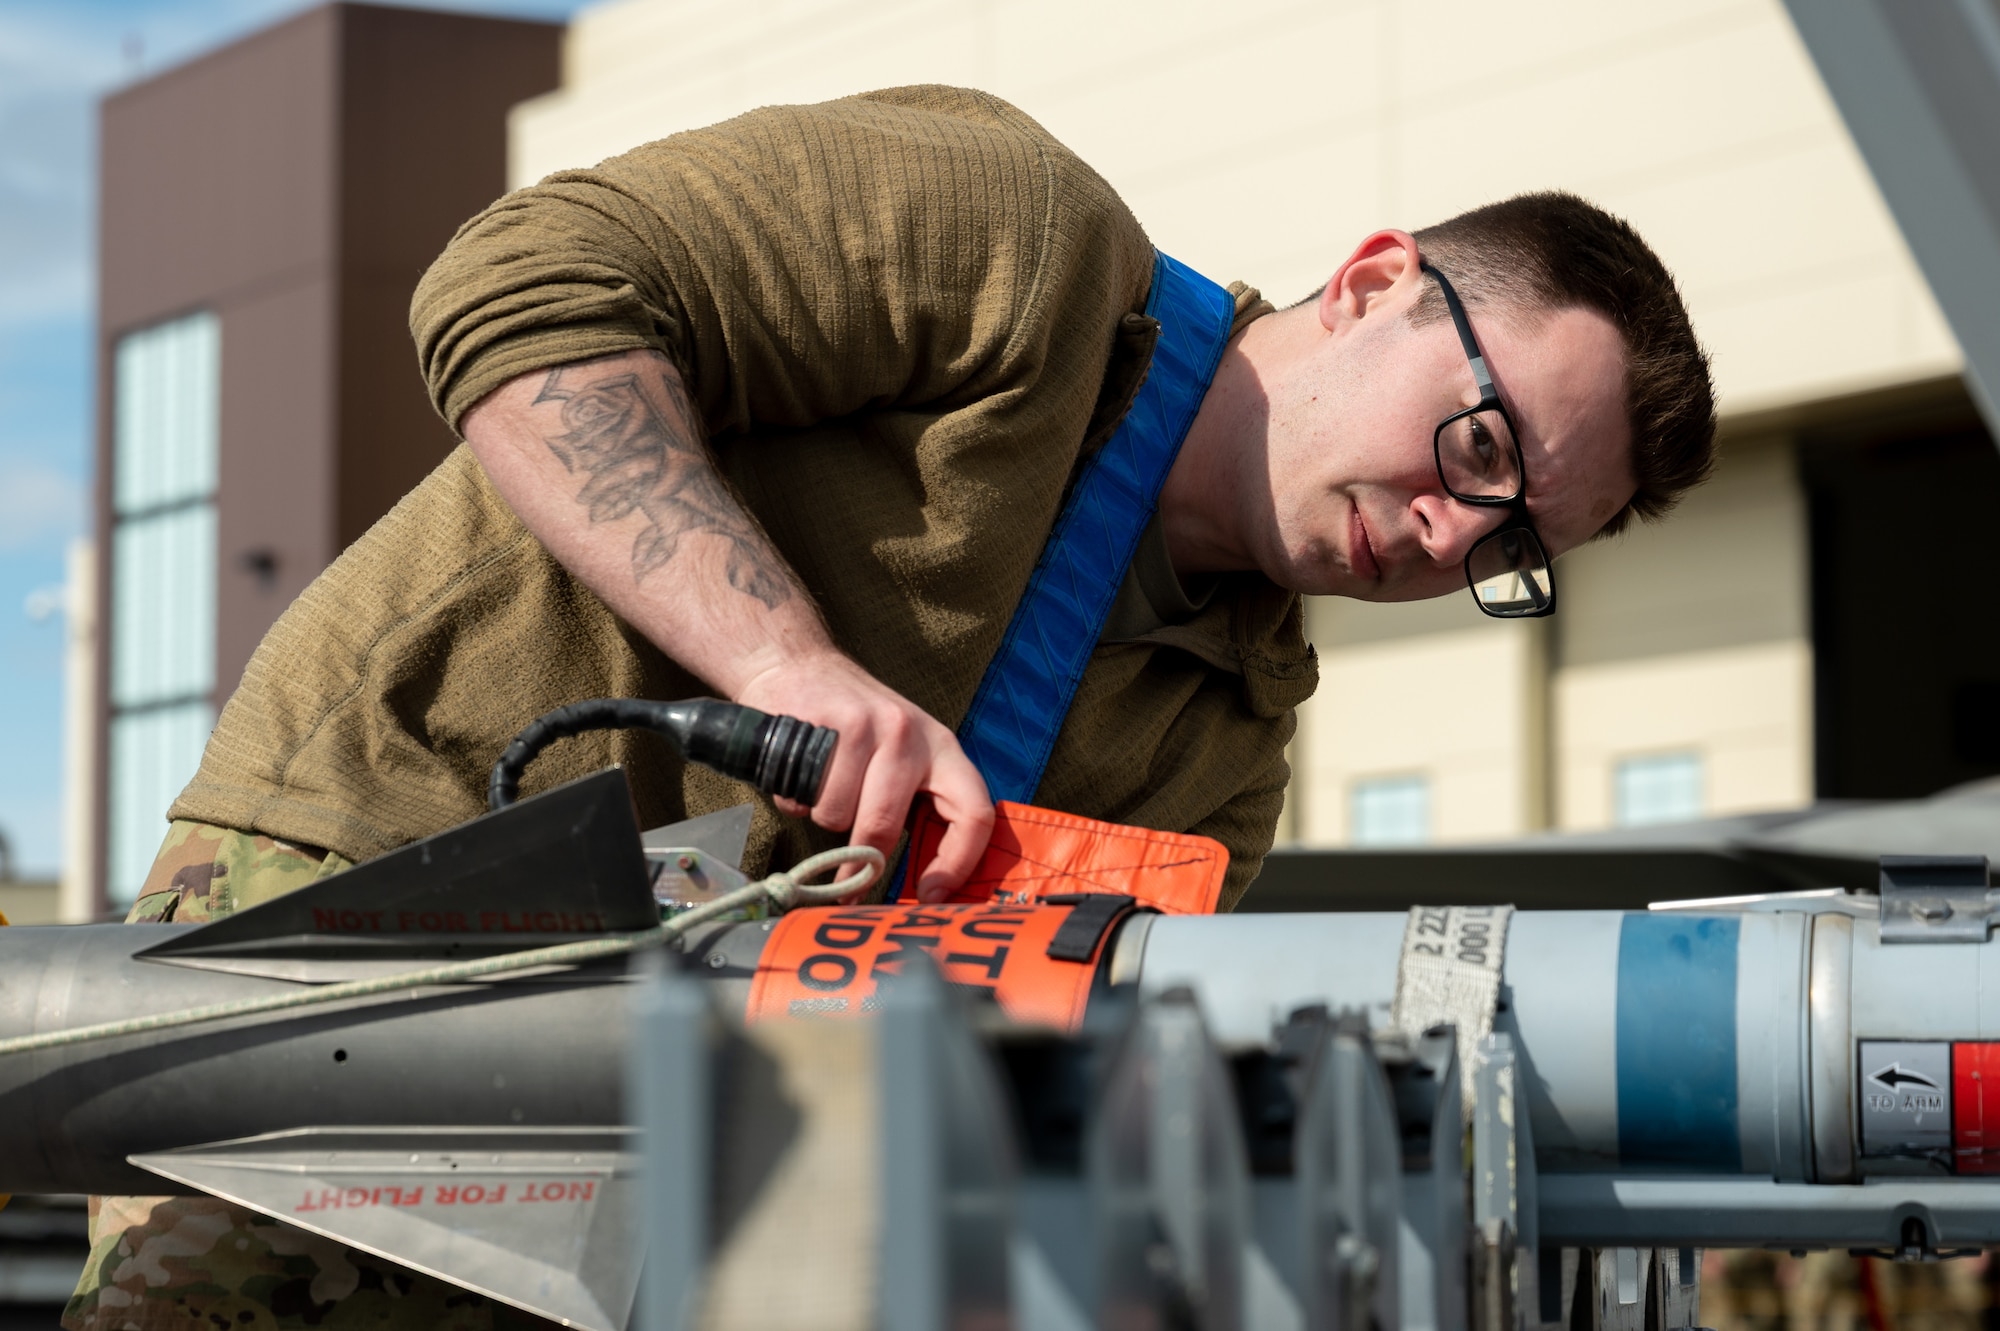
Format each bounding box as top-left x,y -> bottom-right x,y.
885,251 -> 1236,900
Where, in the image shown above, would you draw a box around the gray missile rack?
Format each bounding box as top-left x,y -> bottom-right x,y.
631,957 -> 1706,1331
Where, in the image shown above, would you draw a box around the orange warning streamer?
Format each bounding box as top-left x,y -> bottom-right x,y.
907,799 -> 1227,914
745,802 -> 1228,1030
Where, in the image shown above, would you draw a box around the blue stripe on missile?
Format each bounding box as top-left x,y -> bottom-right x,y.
1616,914 -> 1741,1170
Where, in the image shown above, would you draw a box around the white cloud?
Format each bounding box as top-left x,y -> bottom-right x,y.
0,458 -> 83,552
0,13 -> 121,99
0,10 -> 104,335
0,256 -> 89,333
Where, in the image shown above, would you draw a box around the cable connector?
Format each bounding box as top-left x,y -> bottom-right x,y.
489,698 -> 837,812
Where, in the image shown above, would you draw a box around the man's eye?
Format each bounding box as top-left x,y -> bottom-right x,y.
1468,417 -> 1496,465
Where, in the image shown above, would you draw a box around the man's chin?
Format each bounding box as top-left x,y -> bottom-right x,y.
1341,581 -> 1462,605
1280,560 -> 1450,603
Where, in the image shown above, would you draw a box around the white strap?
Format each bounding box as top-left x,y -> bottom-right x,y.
1389,905 -> 1513,1103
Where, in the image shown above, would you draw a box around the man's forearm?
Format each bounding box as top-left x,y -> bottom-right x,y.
533,359 -> 790,605
462,347 -> 993,898
462,349 -> 834,695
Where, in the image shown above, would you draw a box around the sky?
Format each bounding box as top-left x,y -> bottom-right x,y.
0,0 -> 594,878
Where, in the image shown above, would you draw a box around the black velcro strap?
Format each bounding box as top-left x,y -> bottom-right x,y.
1042,893 -> 1139,963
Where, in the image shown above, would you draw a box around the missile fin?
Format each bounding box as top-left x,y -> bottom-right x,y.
129,1125 -> 640,1331
136,768 -> 655,974
643,801 -> 753,868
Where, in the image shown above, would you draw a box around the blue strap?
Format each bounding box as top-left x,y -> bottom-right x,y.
886,251 -> 1235,900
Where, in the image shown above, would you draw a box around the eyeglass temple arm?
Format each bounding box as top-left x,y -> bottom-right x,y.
1473,570 -> 1554,618
1468,526 -> 1555,617
1419,260 -> 1496,399
1520,567 -> 1552,612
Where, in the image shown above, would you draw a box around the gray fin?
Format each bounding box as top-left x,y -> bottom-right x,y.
642,802 -> 754,869
130,1126 -> 640,1331
137,769 -> 654,971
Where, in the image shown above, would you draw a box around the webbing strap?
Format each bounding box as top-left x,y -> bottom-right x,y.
884,253 -> 1233,903
956,250 -> 1235,805
1389,905 -> 1514,1116
1041,893 -> 1142,962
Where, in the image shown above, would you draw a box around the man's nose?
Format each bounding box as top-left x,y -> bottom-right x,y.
1410,492 -> 1509,566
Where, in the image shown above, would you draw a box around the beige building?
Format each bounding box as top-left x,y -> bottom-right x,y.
506,0 -> 2000,847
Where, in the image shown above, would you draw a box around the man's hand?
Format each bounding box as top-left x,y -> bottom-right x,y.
462,349 -> 993,899
737,651 -> 992,902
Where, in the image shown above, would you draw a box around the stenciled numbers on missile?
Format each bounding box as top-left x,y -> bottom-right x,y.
1859,1040 -> 1953,1158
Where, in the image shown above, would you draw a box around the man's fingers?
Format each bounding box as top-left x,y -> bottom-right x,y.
804,712 -> 872,834
844,717 -> 924,867
913,749 -> 995,903
733,656 -> 984,904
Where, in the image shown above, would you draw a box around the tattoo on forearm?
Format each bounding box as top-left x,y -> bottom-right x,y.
534,363 -> 793,608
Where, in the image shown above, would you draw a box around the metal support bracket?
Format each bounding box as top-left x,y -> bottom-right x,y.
1878,855 -> 1995,944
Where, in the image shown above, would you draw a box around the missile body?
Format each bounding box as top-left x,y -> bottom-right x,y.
1148,909 -> 1816,1177
9,889 -> 1997,1247
1,769 -> 665,1196
1132,900 -> 2000,1251
5,770 -> 1999,1327
0,922 -> 632,1195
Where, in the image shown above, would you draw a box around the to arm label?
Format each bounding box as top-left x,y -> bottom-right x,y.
1860,1040 -> 1953,1159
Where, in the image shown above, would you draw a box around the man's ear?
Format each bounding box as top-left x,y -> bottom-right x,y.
1317,230 -> 1423,334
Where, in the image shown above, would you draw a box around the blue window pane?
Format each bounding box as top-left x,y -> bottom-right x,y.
113,312 -> 220,516
108,310 -> 220,903
111,504 -> 216,708
108,702 -> 215,903
1352,775 -> 1431,846
1614,752 -> 1705,828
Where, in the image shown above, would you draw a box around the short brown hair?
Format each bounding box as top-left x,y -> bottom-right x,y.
1408,191 -> 1715,537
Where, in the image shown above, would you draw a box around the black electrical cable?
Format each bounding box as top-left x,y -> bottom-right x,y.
488,697 -> 838,812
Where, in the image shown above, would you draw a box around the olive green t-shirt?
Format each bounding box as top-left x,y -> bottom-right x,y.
170,85 -> 1317,908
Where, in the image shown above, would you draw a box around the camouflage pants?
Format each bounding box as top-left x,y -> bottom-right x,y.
66,821 -> 562,1331
1700,1246 -> 2000,1329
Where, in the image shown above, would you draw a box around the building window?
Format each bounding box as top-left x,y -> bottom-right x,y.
1613,751 -> 1704,828
108,312 -> 220,903
1351,774 -> 1431,846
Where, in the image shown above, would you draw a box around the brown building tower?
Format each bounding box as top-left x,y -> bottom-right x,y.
93,3 -> 561,909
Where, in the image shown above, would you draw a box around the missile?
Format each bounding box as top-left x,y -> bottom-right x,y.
1130,878 -> 2000,1256
5,766 -> 2000,1328
0,771 -> 660,1328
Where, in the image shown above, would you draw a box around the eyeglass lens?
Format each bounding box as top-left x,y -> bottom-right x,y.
1438,407 -> 1523,500
1466,525 -> 1553,617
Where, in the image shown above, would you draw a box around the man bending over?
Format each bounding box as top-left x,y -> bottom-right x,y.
69,84 -> 1712,1331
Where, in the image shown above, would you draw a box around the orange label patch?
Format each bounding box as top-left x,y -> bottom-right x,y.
747,803 -> 1227,1031
746,900 -> 1101,1031
906,800 -> 1227,915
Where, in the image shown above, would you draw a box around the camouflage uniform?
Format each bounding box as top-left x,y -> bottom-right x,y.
65,821 -> 562,1331
1699,1246 -> 1998,1329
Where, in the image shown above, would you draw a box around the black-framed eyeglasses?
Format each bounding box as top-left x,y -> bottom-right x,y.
1423,261 -> 1556,618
